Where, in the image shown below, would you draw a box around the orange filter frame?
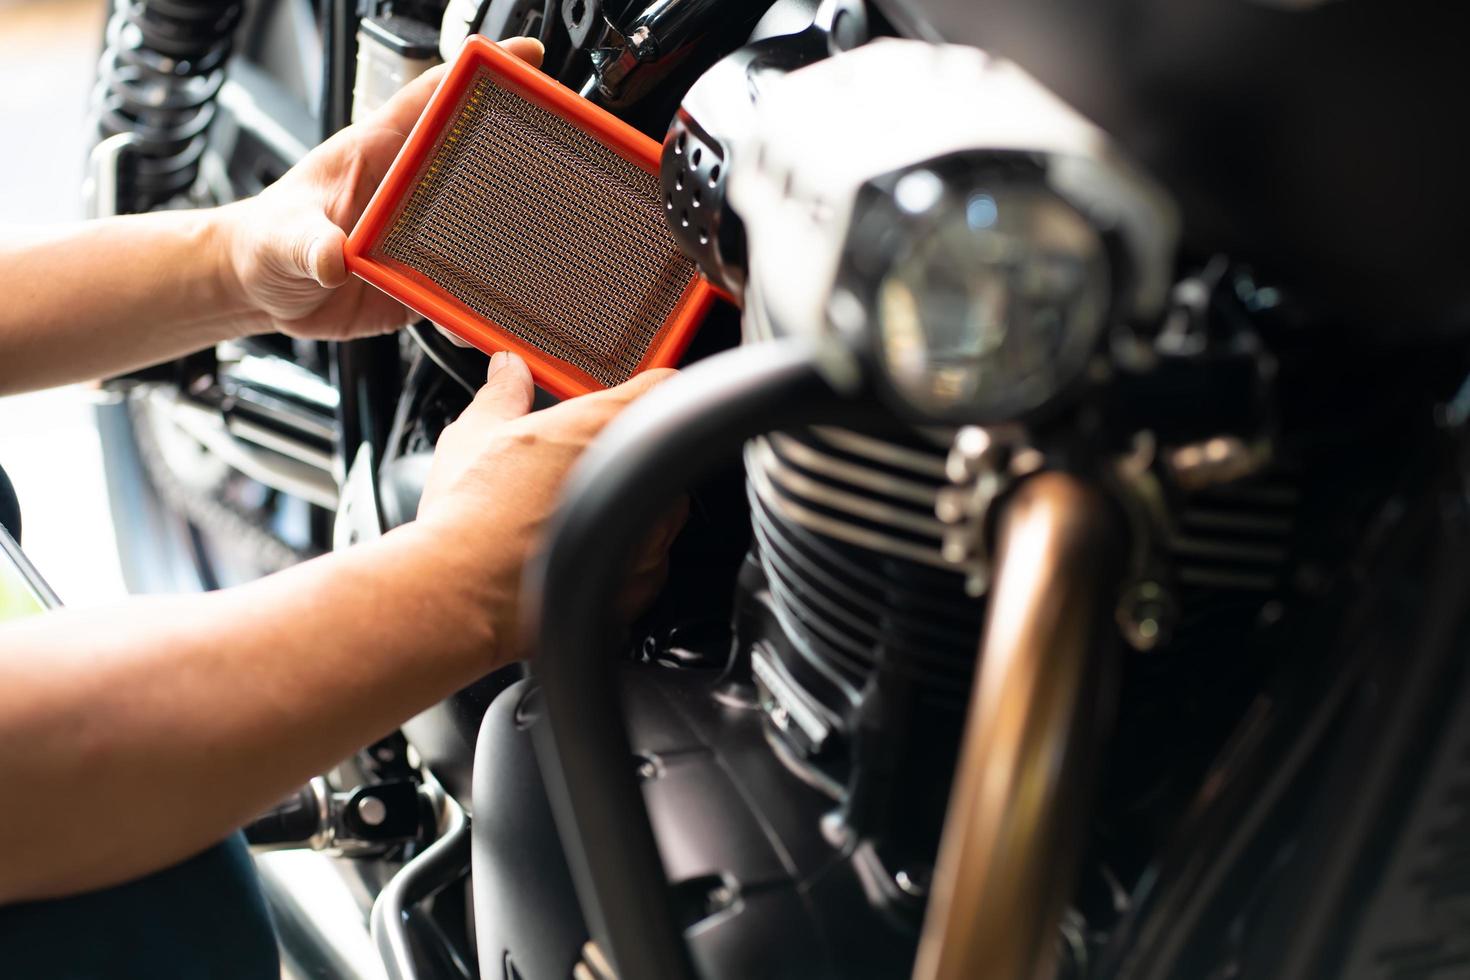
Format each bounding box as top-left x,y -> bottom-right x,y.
345,36 -> 716,399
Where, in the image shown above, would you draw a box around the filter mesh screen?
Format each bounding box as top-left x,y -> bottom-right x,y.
375,67 -> 697,387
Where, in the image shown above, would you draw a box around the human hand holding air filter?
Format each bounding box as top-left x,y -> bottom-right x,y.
345,36 -> 716,398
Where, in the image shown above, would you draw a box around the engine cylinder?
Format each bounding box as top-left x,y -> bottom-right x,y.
739,420 -> 986,885
745,426 -> 985,714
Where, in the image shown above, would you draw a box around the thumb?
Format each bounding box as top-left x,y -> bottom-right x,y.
296,219 -> 348,288
470,351 -> 535,422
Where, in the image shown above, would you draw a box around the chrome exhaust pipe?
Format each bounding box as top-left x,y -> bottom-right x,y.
914,472 -> 1122,980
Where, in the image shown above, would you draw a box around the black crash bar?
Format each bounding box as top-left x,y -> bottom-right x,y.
524,337 -> 874,980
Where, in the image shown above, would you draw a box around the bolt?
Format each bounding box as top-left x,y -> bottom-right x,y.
628,25 -> 655,57
1118,581 -> 1175,652
1010,447 -> 1045,476
946,427 -> 992,482
708,884 -> 736,910
356,795 -> 387,828
941,536 -> 973,564
1203,437 -> 1233,463
895,870 -> 925,897
935,489 -> 965,524
1172,444 -> 1204,470
963,571 -> 988,599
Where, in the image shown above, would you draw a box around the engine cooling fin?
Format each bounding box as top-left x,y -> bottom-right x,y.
746,426 -> 986,711
346,36 -> 715,397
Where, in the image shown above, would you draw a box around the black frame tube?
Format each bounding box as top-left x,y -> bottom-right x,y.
318,0 -> 357,143
320,0 -> 401,474
525,338 -> 873,980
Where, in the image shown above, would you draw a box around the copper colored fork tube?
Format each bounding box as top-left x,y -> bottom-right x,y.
914,472 -> 1122,980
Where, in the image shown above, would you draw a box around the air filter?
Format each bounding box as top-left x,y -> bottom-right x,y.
346,36 -> 715,397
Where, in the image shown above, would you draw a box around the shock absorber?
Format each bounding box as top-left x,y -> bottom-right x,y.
93,0 -> 243,212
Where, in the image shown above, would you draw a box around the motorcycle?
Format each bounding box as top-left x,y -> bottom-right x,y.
82,0 -> 1470,976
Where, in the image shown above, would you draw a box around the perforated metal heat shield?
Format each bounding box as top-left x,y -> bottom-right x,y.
346,37 -> 714,397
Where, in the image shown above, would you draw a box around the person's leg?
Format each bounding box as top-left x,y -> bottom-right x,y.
0,834 -> 279,979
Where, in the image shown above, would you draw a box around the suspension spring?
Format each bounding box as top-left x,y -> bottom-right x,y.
93,0 -> 243,212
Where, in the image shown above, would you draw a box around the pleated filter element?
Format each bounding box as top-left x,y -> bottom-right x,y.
346,36 -> 715,397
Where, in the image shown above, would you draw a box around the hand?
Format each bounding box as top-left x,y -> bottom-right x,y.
416,353 -> 686,653
217,38 -> 545,340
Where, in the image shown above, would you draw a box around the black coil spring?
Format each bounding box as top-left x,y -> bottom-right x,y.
94,0 -> 243,211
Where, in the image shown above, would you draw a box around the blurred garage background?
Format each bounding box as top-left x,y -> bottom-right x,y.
1,6 -> 390,972
0,0 -> 128,606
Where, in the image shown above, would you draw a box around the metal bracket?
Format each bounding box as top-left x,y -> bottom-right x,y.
334,441 -> 384,550
935,427 -> 1043,596
83,132 -> 138,219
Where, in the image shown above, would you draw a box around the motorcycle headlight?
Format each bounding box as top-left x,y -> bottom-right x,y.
856,166 -> 1112,421
726,39 -> 1179,424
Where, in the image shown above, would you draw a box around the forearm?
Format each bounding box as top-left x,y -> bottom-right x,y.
0,523 -> 506,904
0,207 -> 258,394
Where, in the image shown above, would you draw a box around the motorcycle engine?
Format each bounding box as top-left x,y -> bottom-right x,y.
456,6 -> 1316,974
406,5 -> 1333,979
469,21 -> 1258,978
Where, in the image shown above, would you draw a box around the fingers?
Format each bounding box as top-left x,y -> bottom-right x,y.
573,366 -> 679,411
621,498 -> 687,623
619,502 -> 684,617
608,367 -> 679,401
618,557 -> 669,622
355,291 -> 418,336
499,36 -> 546,68
277,35 -> 551,331
367,64 -> 449,137
303,222 -> 348,289
468,351 -> 535,422
657,494 -> 691,552
268,196 -> 349,291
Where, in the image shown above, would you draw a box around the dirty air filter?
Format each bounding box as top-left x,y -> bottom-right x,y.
346,36 -> 715,397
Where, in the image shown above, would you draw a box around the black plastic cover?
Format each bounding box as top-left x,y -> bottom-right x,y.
473,669 -> 919,980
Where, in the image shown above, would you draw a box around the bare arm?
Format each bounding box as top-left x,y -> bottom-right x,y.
0,211 -> 247,393
0,521 -> 498,902
0,36 -> 544,396
0,355 -> 676,905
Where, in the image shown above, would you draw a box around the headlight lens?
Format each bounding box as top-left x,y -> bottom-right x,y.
872,179 -> 1111,421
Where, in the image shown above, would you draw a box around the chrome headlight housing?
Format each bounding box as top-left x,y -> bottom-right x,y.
727,39 -> 1178,424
